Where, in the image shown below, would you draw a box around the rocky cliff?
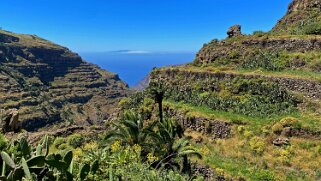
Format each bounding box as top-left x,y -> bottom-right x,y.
0,30 -> 128,131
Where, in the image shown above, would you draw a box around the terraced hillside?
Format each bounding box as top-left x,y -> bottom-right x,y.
127,0 -> 321,180
0,30 -> 128,131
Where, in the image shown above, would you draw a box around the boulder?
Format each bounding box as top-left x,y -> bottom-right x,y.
273,137 -> 290,146
227,24 -> 242,38
0,109 -> 22,133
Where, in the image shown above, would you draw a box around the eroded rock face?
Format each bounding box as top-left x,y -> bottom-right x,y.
0,109 -> 21,133
227,24 -> 242,38
288,0 -> 321,13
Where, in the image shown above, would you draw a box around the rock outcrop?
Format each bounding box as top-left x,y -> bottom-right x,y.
288,0 -> 321,12
273,0 -> 321,34
0,29 -> 129,131
227,24 -> 242,38
0,109 -> 21,133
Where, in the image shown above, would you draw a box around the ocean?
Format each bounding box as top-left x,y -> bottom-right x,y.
80,52 -> 196,87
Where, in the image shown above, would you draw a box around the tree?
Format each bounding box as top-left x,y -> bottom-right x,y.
105,111 -> 155,150
148,80 -> 166,123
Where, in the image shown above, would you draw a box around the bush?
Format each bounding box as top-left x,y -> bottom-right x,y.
280,117 -> 301,128
67,133 -> 85,148
249,136 -> 266,155
0,134 -> 7,150
272,123 -> 283,134
254,170 -> 275,181
241,51 -> 288,71
303,22 -> 321,35
58,143 -> 70,150
237,126 -> 246,135
253,30 -> 266,37
53,137 -> 66,148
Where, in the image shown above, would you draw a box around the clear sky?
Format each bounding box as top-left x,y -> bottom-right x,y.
0,0 -> 292,53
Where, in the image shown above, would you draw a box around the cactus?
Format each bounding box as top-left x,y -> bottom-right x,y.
0,135 -> 98,181
91,160 -> 99,174
63,150 -> 73,168
26,156 -> 45,167
21,158 -> 32,180
1,152 -> 15,169
1,160 -> 6,177
41,135 -> 49,157
19,138 -> 31,159
109,165 -> 113,181
79,163 -> 90,181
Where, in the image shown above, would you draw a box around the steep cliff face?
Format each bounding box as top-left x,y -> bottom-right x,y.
0,30 -> 128,131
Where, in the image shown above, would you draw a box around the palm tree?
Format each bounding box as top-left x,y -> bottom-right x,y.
105,111 -> 155,149
148,80 -> 166,123
155,137 -> 202,173
149,118 -> 201,173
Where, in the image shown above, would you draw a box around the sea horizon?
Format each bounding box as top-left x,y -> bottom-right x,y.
80,51 -> 196,87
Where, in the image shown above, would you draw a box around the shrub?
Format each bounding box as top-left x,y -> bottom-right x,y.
303,22 -> 321,35
53,137 -> 66,148
249,136 -> 266,155
58,143 -> 70,150
67,133 -> 85,148
243,130 -> 253,139
0,134 -> 7,150
237,126 -> 246,135
254,170 -> 275,181
241,51 -> 288,71
253,30 -> 266,37
309,60 -> 321,72
272,123 -> 283,134
280,117 -> 301,129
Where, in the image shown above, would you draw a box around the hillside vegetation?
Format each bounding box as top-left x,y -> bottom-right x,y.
1,0 -> 321,180
125,0 -> 321,180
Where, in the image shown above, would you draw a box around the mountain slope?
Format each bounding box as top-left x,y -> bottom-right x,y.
0,30 -> 128,131
129,1 -> 321,180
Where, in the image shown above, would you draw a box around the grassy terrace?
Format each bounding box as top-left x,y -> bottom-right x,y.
165,101 -> 321,133
159,65 -> 321,83
165,101 -> 321,180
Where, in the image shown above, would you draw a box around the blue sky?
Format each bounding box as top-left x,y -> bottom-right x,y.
0,0 -> 292,53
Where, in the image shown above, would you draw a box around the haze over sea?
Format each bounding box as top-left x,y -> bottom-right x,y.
80,51 -> 195,87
